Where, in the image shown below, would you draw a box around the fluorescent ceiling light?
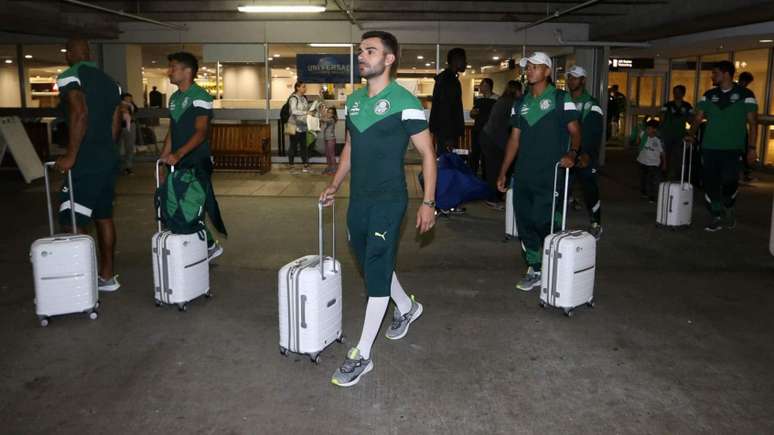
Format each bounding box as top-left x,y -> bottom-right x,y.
273,54 -> 280,57
425,63 -> 431,66
24,55 -> 32,59
417,55 -> 424,59
238,5 -> 325,13
5,59 -> 13,64
60,48 -> 67,53
309,43 -> 352,47
760,39 -> 773,43
492,56 -> 500,60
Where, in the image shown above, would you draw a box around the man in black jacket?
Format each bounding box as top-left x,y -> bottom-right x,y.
429,48 -> 466,156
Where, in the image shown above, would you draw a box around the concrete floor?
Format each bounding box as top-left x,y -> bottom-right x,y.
1,150 -> 773,434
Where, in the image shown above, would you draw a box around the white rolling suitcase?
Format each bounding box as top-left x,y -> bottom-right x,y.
540,163 -> 597,317
151,160 -> 210,311
278,201 -> 343,364
505,187 -> 518,240
30,162 -> 99,327
657,141 -> 693,228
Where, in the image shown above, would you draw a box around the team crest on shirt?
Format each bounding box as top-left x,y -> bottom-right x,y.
540,99 -> 552,111
349,101 -> 360,116
374,99 -> 390,115
730,93 -> 739,103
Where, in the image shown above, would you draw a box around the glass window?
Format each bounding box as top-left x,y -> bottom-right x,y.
397,44 -> 438,110
22,44 -> 68,108
141,44 -> 223,108
670,57 -> 697,105
698,53 -> 730,96
608,71 -> 628,102
0,45 -> 21,107
734,48 -> 769,114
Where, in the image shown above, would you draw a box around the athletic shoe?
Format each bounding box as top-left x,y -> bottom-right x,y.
484,200 -> 505,211
385,295 -> 424,340
516,267 -> 541,291
331,348 -> 373,388
704,218 -> 724,232
98,275 -> 121,292
724,209 -> 736,230
589,222 -> 603,239
208,241 -> 224,260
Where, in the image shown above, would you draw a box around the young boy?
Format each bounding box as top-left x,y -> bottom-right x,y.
637,119 -> 666,203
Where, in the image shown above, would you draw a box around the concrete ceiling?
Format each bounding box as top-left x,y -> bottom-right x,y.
1,0 -> 774,44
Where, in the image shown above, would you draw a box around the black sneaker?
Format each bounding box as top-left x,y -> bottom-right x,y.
704,218 -> 724,232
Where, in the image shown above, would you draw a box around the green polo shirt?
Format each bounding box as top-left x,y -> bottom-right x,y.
659,100 -> 693,142
571,90 -> 604,161
57,61 -> 121,176
697,85 -> 757,151
345,81 -> 428,201
169,83 -> 214,168
510,84 -> 579,184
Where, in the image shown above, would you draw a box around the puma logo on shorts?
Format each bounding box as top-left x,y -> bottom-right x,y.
374,231 -> 387,241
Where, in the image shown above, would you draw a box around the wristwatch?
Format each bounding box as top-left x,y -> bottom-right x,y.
422,200 -> 436,208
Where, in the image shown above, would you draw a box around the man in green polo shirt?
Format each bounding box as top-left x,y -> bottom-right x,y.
320,31 -> 437,387
54,37 -> 122,292
660,85 -> 694,180
566,65 -> 604,238
160,52 -> 227,257
688,60 -> 757,232
496,52 -> 582,291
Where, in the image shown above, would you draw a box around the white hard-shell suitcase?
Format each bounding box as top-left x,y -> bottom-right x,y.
30,162 -> 99,327
151,160 -> 210,311
540,163 -> 597,317
278,201 -> 343,364
657,141 -> 693,228
505,186 -> 518,240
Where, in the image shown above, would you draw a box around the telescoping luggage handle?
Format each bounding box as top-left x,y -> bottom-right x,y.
317,200 -> 337,280
43,161 -> 77,237
154,159 -> 175,233
550,162 -> 571,235
680,140 -> 693,188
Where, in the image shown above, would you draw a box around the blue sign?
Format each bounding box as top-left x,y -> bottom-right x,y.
297,54 -> 359,83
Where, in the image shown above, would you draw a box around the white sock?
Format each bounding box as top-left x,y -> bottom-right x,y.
390,272 -> 412,315
356,296 -> 389,360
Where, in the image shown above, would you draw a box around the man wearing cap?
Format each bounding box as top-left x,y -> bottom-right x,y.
496,52 -> 582,291
566,65 -> 604,238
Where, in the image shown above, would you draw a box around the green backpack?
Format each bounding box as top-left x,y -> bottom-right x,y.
155,167 -> 207,235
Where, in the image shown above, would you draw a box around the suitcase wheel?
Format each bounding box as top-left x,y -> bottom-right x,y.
177,303 -> 187,312
336,334 -> 345,344
154,299 -> 162,307
563,308 -> 573,318
586,301 -> 595,308
89,311 -> 98,321
38,316 -> 49,327
204,291 -> 212,299
538,301 -> 546,309
309,353 -> 321,365
280,347 -> 288,357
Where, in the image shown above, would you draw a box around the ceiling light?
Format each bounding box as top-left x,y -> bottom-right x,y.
24,55 -> 32,59
417,55 -> 424,60
492,56 -> 500,60
285,67 -> 290,70
467,64 -> 472,69
151,60 -> 156,64
60,48 -> 67,53
309,43 -> 352,47
273,54 -> 280,58
238,5 -> 326,13
760,39 -> 773,43
425,63 -> 431,66
4,59 -> 12,64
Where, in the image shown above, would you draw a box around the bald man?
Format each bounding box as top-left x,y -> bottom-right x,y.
54,37 -> 123,291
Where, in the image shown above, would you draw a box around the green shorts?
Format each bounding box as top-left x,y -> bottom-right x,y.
58,170 -> 117,227
347,199 -> 407,297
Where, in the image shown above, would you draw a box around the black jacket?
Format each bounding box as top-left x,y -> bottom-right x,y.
429,69 -> 464,140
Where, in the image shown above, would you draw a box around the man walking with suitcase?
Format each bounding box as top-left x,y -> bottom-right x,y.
566,65 -> 604,238
320,31 -> 437,387
160,52 -> 227,258
54,37 -> 123,292
496,52 -> 582,291
687,60 -> 758,231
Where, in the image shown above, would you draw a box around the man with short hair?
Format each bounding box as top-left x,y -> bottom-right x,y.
496,52 -> 582,291
688,60 -> 758,232
149,86 -> 163,108
566,65 -> 604,238
429,47 -> 466,156
54,37 -> 123,292
470,78 -> 498,178
320,31 -> 437,387
660,85 -> 694,180
161,51 -> 227,257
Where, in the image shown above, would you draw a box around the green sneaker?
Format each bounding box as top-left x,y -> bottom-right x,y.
331,348 -> 373,388
385,295 -> 423,340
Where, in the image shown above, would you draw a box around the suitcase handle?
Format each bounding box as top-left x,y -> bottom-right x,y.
680,140 -> 693,188
155,159 -> 175,233
550,162 -> 570,234
43,162 -> 76,236
318,200 -> 337,280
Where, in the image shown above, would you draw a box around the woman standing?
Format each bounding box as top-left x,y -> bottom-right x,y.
288,81 -> 311,172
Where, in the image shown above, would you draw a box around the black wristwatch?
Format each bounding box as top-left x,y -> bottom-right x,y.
422,200 -> 436,208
